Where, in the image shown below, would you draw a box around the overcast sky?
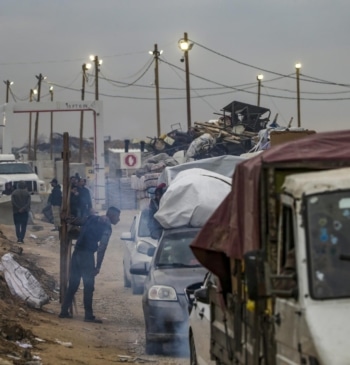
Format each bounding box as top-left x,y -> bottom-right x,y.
1,0 -> 349,148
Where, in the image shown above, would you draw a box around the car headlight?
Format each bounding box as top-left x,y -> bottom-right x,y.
148,285 -> 177,301
136,241 -> 154,255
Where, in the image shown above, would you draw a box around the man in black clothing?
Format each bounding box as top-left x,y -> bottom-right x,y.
11,181 -> 31,243
48,178 -> 62,231
77,178 -> 93,217
58,206 -> 120,323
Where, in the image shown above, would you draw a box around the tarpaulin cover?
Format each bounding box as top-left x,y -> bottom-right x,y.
154,168 -> 232,229
190,130 -> 350,279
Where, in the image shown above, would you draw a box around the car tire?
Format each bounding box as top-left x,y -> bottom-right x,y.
145,337 -> 162,355
131,277 -> 143,295
123,264 -> 131,288
189,332 -> 198,365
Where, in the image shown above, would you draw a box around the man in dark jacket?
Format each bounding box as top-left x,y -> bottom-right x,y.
77,178 -> 93,217
48,178 -> 62,231
58,206 -> 120,323
11,181 -> 31,243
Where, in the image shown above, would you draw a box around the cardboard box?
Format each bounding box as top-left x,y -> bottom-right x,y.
270,130 -> 316,147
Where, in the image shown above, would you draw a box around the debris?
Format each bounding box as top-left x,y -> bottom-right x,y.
29,234 -> 37,239
55,339 -> 73,348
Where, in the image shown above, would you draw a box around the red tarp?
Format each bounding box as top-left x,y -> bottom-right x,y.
190,130 -> 350,279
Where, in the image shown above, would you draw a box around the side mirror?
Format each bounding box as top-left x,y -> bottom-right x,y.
185,281 -> 203,313
194,287 -> 209,304
120,232 -> 132,241
130,262 -> 149,276
244,250 -> 266,301
147,246 -> 156,257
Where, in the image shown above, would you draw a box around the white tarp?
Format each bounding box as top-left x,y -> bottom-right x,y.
154,168 -> 232,228
0,253 -> 49,308
158,154 -> 244,186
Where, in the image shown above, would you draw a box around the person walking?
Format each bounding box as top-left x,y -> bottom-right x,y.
48,178 -> 62,231
58,206 -> 121,323
11,181 -> 31,243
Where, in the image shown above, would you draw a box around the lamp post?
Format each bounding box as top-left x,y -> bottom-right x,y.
257,74 -> 263,106
89,55 -> 102,100
3,80 -> 13,103
33,73 -> 46,161
28,89 -> 37,160
178,32 -> 194,131
295,63 -> 301,127
49,86 -> 54,160
149,44 -> 163,137
79,63 -> 91,162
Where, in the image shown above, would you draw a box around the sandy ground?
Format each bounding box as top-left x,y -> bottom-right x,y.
0,209 -> 189,365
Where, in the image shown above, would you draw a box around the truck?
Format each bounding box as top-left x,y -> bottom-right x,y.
0,154 -> 46,224
190,129 -> 350,365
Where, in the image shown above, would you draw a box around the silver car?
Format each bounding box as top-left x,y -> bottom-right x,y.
120,209 -> 158,294
188,272 -> 216,365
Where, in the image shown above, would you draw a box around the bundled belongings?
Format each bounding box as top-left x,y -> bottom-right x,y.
154,168 -> 232,229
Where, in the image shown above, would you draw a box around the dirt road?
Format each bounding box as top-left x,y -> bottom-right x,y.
0,209 -> 189,364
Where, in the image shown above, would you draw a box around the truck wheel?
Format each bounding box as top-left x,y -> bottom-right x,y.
189,333 -> 198,365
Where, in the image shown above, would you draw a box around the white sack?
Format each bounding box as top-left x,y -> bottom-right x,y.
0,253 -> 49,309
154,168 -> 231,228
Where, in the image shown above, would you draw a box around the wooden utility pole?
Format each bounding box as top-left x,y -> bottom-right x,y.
49,87 -> 54,160
3,80 -> 13,103
79,63 -> 90,162
33,73 -> 45,161
28,89 -> 36,160
152,44 -> 161,136
60,132 -> 71,304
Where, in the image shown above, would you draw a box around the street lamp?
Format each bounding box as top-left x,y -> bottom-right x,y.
178,32 -> 194,131
28,89 -> 37,160
257,74 -> 263,106
295,63 -> 301,127
3,80 -> 13,103
149,44 -> 163,136
89,55 -> 102,100
79,63 -> 91,162
49,86 -> 54,160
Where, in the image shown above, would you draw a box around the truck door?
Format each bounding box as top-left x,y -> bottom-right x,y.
274,203 -> 303,365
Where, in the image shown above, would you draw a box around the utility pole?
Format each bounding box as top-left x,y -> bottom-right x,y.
151,44 -> 162,136
79,63 -> 91,162
295,63 -> 301,127
90,55 -> 102,100
49,87 -> 54,160
28,89 -> 36,160
257,74 -> 263,107
3,80 -> 13,103
33,73 -> 45,161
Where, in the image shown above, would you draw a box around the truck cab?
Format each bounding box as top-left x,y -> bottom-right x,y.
271,167 -> 350,365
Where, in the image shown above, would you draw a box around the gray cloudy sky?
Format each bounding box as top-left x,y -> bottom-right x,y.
1,0 -> 349,148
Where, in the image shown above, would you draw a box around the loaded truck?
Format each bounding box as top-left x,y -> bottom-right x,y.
190,129 -> 350,365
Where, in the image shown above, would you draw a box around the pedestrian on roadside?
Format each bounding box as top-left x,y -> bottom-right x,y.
70,185 -> 80,217
58,206 -> 121,323
48,178 -> 62,231
11,180 -> 31,244
148,183 -> 166,239
2,182 -> 14,196
77,178 -> 93,218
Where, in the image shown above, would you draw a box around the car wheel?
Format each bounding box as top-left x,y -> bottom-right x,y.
131,277 -> 143,295
123,264 -> 131,288
189,332 -> 198,365
145,337 -> 162,355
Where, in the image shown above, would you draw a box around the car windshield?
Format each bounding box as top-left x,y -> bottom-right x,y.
157,230 -> 201,267
138,209 -> 152,237
305,190 -> 350,300
0,163 -> 34,174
